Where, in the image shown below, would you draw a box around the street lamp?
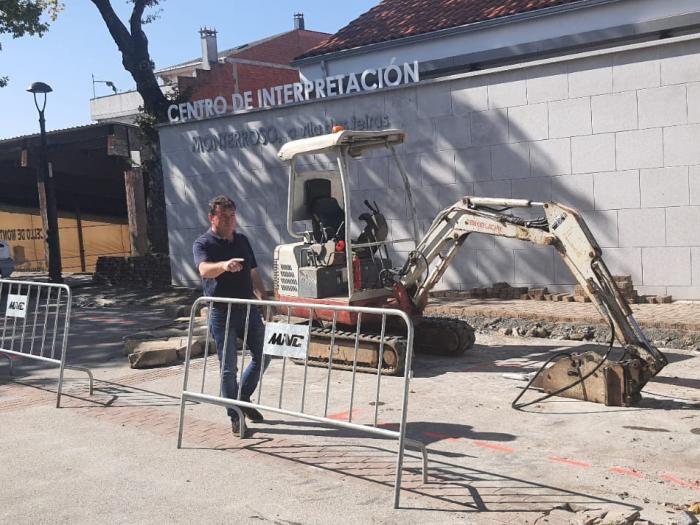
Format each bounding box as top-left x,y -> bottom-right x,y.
27,81 -> 62,283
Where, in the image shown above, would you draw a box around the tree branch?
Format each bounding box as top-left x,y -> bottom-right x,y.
90,0 -> 168,119
129,0 -> 147,36
90,0 -> 133,55
129,0 -> 150,61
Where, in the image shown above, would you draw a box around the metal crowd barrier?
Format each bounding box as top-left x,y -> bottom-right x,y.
177,296 -> 429,509
0,279 -> 93,407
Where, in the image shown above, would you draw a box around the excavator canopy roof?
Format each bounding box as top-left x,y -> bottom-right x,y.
277,129 -> 405,161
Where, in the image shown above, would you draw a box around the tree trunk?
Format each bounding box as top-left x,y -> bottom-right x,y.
90,0 -> 171,255
144,137 -> 169,254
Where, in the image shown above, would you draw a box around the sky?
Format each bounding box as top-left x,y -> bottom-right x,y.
0,0 -> 379,140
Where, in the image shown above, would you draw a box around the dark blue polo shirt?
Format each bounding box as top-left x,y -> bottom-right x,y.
192,229 -> 257,299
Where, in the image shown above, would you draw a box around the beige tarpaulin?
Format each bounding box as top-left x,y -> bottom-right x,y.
0,207 -> 131,272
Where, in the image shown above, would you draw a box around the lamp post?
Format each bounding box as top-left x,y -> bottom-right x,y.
27,81 -> 62,284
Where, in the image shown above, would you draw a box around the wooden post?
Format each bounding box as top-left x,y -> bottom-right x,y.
124,169 -> 149,256
36,178 -> 50,271
75,206 -> 86,272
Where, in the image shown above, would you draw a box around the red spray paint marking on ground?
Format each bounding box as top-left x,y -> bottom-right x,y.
422,431 -> 460,443
327,408 -> 362,421
472,440 -> 515,453
609,466 -> 643,478
548,456 -> 591,468
661,474 -> 700,492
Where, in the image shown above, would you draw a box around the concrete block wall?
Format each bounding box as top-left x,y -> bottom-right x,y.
160,36 -> 700,299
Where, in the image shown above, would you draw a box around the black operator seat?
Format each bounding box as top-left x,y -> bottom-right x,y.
305,178 -> 345,243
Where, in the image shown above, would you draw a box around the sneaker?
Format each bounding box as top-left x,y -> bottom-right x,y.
231,417 -> 242,436
242,407 -> 264,422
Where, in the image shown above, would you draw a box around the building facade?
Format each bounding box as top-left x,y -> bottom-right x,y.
158,1 -> 700,299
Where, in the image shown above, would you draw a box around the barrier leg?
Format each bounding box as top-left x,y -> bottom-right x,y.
56,365 -> 93,408
405,438 -> 430,484
56,359 -> 66,408
235,406 -> 246,438
177,393 -> 188,449
393,315 -> 415,509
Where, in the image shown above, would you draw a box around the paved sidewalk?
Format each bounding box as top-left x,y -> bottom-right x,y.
2,327 -> 699,523
1,278 -> 699,523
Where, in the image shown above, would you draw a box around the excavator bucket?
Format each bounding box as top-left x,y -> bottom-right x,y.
532,350 -> 656,406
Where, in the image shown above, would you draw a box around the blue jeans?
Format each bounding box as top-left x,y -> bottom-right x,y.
209,304 -> 267,421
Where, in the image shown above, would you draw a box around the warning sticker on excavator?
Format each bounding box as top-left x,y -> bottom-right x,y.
263,322 -> 310,359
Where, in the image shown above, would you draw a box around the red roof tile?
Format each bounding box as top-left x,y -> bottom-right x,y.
297,0 -> 587,59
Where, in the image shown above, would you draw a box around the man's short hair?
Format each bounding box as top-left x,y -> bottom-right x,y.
208,195 -> 236,215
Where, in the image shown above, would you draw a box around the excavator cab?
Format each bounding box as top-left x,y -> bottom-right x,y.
275,129 -> 416,308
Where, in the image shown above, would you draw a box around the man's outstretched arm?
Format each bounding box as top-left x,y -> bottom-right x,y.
198,259 -> 242,279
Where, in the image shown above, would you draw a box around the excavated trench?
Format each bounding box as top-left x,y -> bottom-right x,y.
458,314 -> 700,351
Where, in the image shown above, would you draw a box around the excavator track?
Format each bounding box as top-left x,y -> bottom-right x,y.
414,316 -> 476,356
288,317 -> 473,375
291,326 -> 408,376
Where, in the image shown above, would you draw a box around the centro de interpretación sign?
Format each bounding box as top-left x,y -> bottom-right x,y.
167,61 -> 420,123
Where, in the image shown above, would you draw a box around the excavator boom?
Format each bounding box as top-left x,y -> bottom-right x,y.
394,196 -> 667,406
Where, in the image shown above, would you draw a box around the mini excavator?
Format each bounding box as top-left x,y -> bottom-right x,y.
273,128 -> 667,406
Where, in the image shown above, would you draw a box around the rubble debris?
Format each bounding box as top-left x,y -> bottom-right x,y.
533,508 -> 576,524
578,509 -> 609,524
530,505 -> 652,525
665,503 -> 687,511
127,335 -> 213,369
679,511 -> 699,525
526,325 -> 551,338
436,314 -> 700,351
430,276 -> 672,304
614,275 -> 638,305
601,509 -> 640,524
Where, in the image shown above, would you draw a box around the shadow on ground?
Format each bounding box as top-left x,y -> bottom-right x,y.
209,437 -> 639,514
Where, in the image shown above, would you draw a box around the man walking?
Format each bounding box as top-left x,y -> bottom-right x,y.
193,195 -> 267,435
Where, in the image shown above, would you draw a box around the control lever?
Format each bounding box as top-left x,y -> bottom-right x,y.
333,220 -> 345,240
364,199 -> 379,213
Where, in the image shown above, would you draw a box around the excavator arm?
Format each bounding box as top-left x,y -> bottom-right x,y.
394,196 -> 667,406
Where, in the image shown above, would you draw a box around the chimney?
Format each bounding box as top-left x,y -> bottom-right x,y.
294,13 -> 305,30
199,27 -> 218,70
